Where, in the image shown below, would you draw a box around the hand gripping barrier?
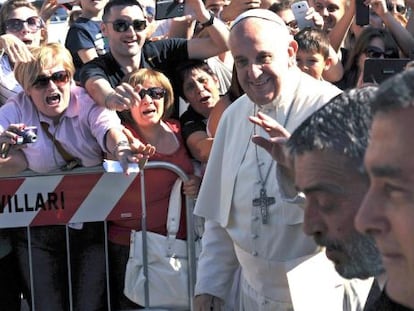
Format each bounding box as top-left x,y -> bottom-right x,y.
0,161 -> 198,311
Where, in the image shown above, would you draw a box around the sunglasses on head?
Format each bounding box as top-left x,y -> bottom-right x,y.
5,16 -> 43,33
32,71 -> 70,88
105,19 -> 147,32
139,87 -> 166,100
386,2 -> 407,14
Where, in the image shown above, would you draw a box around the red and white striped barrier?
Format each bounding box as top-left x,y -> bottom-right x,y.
0,169 -> 142,228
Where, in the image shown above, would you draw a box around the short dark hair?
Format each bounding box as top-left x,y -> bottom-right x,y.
294,28 -> 330,59
102,0 -> 144,21
268,0 -> 293,14
288,87 -> 377,165
371,68 -> 414,114
173,59 -> 216,101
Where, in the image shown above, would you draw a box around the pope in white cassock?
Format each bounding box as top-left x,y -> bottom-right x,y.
193,9 -> 342,310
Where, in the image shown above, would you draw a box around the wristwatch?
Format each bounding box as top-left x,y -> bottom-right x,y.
200,10 -> 215,28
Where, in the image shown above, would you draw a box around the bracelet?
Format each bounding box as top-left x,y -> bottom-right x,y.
104,91 -> 116,110
200,10 -> 215,28
112,140 -> 130,156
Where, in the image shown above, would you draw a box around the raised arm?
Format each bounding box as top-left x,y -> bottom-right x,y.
84,75 -> 140,111
369,0 -> 414,57
186,0 -> 229,59
327,0 -> 355,52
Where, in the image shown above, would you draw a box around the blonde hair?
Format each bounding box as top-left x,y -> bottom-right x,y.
123,68 -> 174,119
14,43 -> 74,91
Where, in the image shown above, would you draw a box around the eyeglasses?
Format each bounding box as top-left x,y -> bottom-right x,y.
364,46 -> 386,58
5,16 -> 43,33
32,71 -> 70,88
386,2 -> 407,14
105,19 -> 147,32
139,87 -> 166,100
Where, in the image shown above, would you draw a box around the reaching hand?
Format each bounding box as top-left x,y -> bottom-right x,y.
105,83 -> 141,111
0,34 -> 34,63
39,0 -> 61,22
183,175 -> 201,198
122,128 -> 155,159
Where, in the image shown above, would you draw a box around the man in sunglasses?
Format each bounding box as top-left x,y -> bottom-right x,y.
79,0 -> 229,119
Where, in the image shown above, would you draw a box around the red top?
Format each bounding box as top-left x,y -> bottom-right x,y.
108,119 -> 194,246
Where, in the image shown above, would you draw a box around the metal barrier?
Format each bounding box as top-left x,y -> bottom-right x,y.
0,161 -> 198,311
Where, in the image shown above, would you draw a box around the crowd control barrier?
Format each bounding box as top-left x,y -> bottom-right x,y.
0,161 -> 199,311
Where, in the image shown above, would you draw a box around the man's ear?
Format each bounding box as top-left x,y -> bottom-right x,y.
324,57 -> 333,71
101,22 -> 108,37
288,40 -> 298,67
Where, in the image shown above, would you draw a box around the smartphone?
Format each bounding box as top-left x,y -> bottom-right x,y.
291,1 -> 314,30
363,58 -> 410,84
355,0 -> 369,26
155,0 -> 185,20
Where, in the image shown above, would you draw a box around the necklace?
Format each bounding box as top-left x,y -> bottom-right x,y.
252,100 -> 295,224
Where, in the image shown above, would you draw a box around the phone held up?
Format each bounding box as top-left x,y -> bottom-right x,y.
291,1 -> 314,30
155,0 -> 185,20
356,0 -> 369,26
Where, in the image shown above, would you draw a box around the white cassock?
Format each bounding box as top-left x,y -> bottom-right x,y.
194,67 -> 342,310
287,251 -> 374,311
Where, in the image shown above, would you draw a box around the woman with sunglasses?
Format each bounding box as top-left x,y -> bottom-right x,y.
109,68 -> 201,310
0,42 -> 143,310
0,0 -> 46,106
337,27 -> 399,89
0,1 -> 49,309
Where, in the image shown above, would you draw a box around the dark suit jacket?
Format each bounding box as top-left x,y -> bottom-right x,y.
364,290 -> 413,311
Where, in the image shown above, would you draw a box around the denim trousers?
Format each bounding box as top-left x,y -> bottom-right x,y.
12,222 -> 107,311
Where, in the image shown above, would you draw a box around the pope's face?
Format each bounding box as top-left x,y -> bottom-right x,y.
229,18 -> 297,106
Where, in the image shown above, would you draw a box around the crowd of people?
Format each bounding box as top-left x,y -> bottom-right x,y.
1,0 -> 414,309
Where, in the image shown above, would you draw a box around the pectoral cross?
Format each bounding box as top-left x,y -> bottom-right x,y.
252,188 -> 275,224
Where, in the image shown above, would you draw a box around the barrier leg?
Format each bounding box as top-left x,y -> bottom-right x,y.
27,226 -> 35,311
140,169 -> 150,308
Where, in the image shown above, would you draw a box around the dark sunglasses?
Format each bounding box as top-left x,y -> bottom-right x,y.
105,19 -> 147,32
139,87 -> 166,100
365,46 -> 386,58
5,16 -> 43,33
32,71 -> 70,88
386,2 -> 407,14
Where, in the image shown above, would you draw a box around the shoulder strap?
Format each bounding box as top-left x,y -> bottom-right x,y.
166,178 -> 183,255
41,122 -> 81,170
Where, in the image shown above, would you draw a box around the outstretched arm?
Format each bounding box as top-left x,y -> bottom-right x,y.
186,0 -> 229,59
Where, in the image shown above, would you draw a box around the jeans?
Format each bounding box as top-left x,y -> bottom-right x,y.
12,222 -> 107,311
108,241 -> 141,310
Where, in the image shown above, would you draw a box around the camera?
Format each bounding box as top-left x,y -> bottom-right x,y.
0,126 -> 37,159
16,126 -> 38,144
